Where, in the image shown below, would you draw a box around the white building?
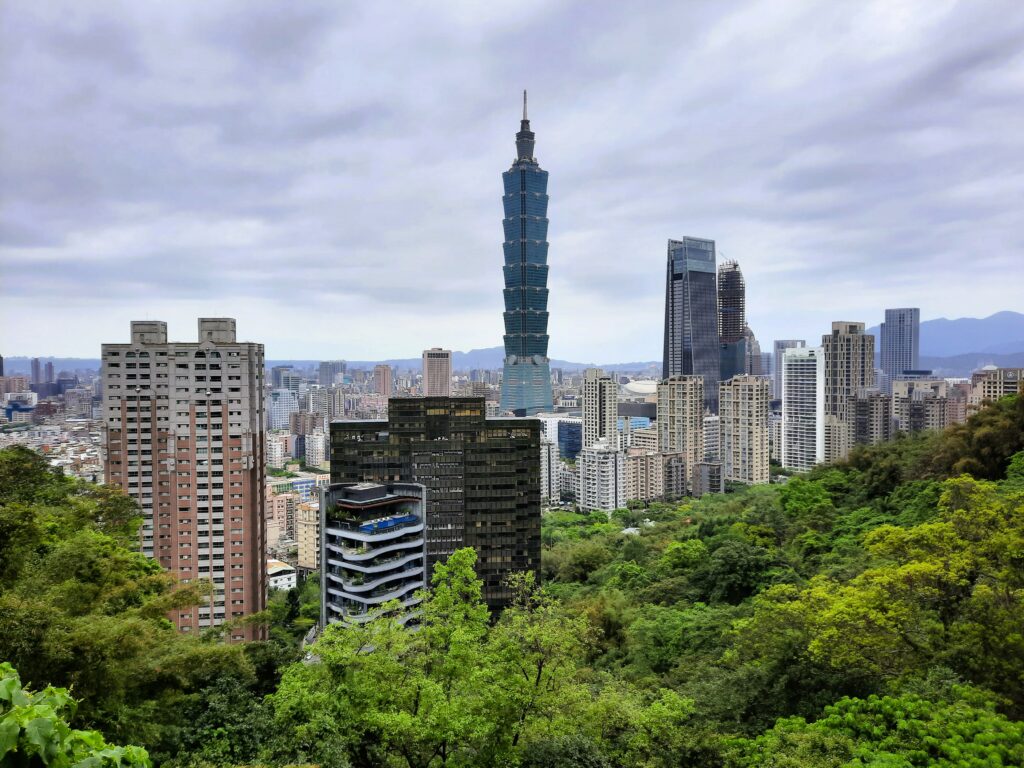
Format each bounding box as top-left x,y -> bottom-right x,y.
582,368 -> 617,449
577,438 -> 625,513
304,429 -> 326,468
702,414 -> 720,460
267,559 -> 297,592
266,434 -> 288,469
781,346 -> 825,471
267,388 -> 299,431
540,438 -> 560,504
307,385 -> 331,419
719,375 -> 770,485
422,348 -> 452,397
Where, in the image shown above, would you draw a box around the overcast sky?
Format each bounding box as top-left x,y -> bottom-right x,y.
1,1 -> 1022,363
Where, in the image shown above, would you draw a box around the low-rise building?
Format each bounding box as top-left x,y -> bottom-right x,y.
267,559 -> 297,592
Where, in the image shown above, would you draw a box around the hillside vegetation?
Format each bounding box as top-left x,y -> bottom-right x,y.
0,393 -> 1022,767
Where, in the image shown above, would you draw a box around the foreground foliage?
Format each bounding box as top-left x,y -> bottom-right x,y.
0,662 -> 150,767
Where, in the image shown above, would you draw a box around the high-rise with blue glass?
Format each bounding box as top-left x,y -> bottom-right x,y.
663,237 -> 721,413
500,92 -> 554,416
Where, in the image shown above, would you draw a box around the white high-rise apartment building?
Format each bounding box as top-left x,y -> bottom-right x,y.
577,438 -> 625,513
540,438 -> 560,504
267,389 -> 299,430
702,414 -> 720,460
101,319 -> 265,641
719,375 -> 770,485
773,340 -> 806,403
422,348 -> 452,396
304,429 -> 326,468
657,375 -> 704,464
307,385 -> 331,420
266,434 -> 287,469
582,368 -> 617,449
781,346 -> 825,471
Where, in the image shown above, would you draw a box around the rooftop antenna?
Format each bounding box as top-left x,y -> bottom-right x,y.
523,89 -> 528,121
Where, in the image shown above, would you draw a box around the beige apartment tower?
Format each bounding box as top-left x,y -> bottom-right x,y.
582,368 -> 617,449
822,322 -> 875,462
102,319 -> 266,640
422,348 -> 452,397
719,375 -> 770,485
373,364 -> 393,398
657,375 -> 705,464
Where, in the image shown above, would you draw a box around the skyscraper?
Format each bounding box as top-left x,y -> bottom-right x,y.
319,360 -> 346,387
330,397 -> 540,610
781,346 -> 825,471
719,375 -> 770,485
663,237 -> 720,413
879,308 -> 920,391
30,358 -> 41,386
422,348 -> 452,396
373,364 -> 393,398
582,368 -> 617,449
718,260 -> 745,342
101,319 -> 266,640
773,340 -> 806,402
44,361 -> 55,383
500,92 -> 554,416
822,322 -> 875,462
657,375 -> 705,465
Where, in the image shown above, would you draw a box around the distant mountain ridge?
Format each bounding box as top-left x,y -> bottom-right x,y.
6,312 -> 1023,377
867,311 -> 1024,357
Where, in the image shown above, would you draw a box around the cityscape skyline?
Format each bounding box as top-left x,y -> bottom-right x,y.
3,2 -> 1023,360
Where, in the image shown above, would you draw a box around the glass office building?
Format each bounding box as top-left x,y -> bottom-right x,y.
330,397 -> 541,610
663,237 -> 720,413
500,93 -> 554,416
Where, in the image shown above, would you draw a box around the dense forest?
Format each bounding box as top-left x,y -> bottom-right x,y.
1,393 -> 1023,767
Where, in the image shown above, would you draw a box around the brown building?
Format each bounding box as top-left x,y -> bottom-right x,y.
102,319 -> 266,640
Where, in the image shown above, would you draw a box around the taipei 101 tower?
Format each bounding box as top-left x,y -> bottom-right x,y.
499,91 -> 554,416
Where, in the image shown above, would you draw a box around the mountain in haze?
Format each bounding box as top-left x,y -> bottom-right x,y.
867,311 -> 1024,357
7,312 -> 1023,376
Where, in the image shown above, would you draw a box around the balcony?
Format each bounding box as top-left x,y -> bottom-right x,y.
326,595 -> 424,624
329,549 -> 424,575
329,564 -> 424,593
326,536 -> 425,562
326,579 -> 425,606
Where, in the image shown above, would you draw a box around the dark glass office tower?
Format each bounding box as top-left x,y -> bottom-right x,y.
663,237 -> 720,412
717,260 -> 745,342
330,397 -> 541,610
500,92 -> 554,416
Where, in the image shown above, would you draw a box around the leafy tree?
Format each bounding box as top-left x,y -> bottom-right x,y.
726,688 -> 1024,767
0,661 -> 150,767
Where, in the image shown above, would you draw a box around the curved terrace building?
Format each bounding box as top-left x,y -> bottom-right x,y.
500,91 -> 554,416
321,482 -> 427,626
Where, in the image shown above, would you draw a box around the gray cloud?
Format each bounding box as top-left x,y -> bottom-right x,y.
1,0 -> 1022,360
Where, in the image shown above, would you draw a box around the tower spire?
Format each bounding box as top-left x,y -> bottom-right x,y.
515,90 -> 535,162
